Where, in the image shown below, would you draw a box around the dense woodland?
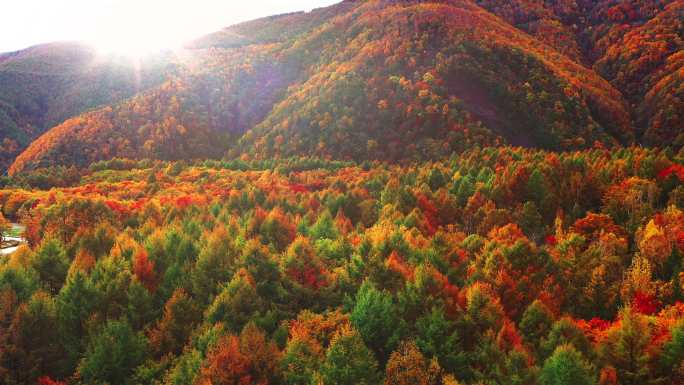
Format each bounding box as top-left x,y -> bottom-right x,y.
1,147 -> 684,384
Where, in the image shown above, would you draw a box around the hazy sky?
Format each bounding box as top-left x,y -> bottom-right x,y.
0,0 -> 340,53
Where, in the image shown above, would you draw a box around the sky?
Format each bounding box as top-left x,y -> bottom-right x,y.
0,0 -> 340,54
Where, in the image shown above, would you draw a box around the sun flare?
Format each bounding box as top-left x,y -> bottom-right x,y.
87,28 -> 181,58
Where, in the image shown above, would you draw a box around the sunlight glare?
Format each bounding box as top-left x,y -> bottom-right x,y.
88,29 -> 180,58
51,1 -> 341,58
2,1 -> 342,54
86,3 -> 186,58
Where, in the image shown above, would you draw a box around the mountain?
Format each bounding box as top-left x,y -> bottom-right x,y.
593,0 -> 683,146
476,0 -> 684,145
234,0 -> 633,161
0,42 -> 175,170
5,0 -> 682,174
8,47 -> 299,173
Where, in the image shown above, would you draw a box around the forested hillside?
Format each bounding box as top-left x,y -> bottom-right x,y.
7,0 -> 665,174
476,0 -> 684,146
3,1 -> 682,175
236,0 -> 633,161
0,43 -> 175,170
8,47 -> 298,173
1,147 -> 684,384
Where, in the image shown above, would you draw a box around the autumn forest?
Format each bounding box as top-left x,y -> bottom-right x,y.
0,1 -> 683,385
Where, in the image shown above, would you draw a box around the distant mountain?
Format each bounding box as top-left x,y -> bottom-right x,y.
9,48 -> 299,173
0,42 -> 175,170
5,0 -> 682,174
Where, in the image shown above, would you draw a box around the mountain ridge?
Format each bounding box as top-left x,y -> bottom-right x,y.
3,0 -> 683,175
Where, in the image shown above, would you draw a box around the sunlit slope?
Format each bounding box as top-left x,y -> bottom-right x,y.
0,42 -> 174,170
9,48 -> 297,174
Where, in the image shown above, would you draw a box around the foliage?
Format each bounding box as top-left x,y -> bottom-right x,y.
77,319 -> 149,385
540,344 -> 596,385
0,148 -> 681,383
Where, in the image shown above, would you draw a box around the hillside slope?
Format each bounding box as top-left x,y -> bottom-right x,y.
595,0 -> 683,146
0,42 -> 175,170
475,0 -> 684,145
9,47 -> 298,173
237,0 -> 634,161
9,0 -> 639,174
